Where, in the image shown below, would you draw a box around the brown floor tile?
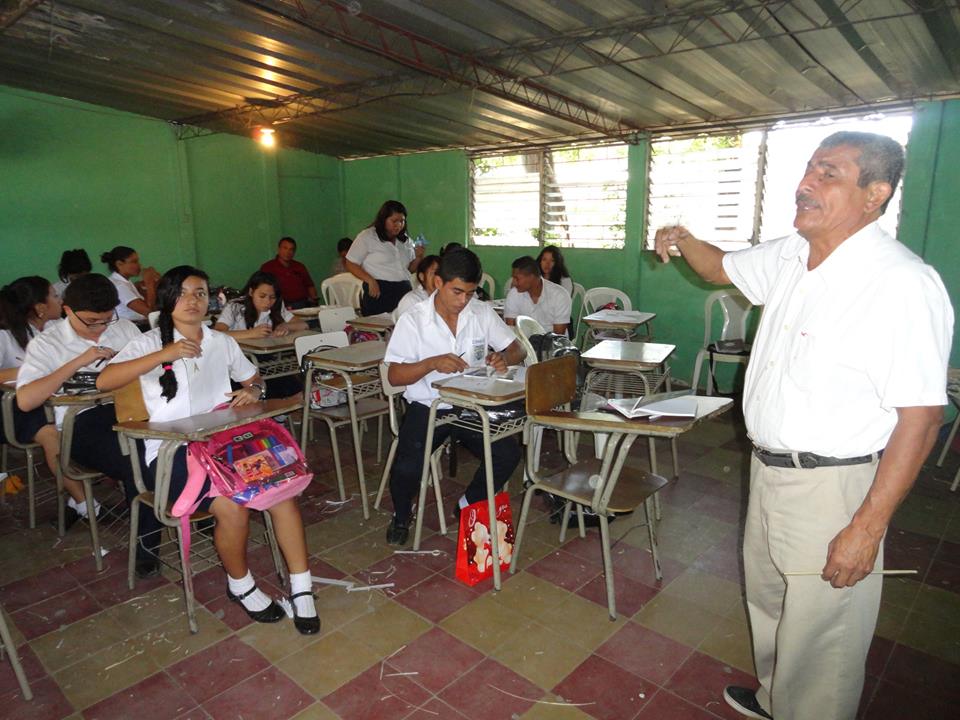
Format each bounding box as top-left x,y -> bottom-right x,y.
440,658 -> 543,720
322,662 -> 431,719
596,623 -> 694,685
552,653 -> 654,720
610,543 -> 687,587
236,614 -> 322,665
83,671 -> 196,720
0,564 -> 81,612
167,636 -> 271,704
0,676 -> 75,720
393,573 -> 481,623
385,626 -> 484,693
202,666 -> 312,720
575,572 -> 659,618
525,549 -> 601,592
10,587 -> 102,641
894,607 -> 960,664
861,678 -> 955,720
490,571 -> 573,620
658,569 -> 744,615
518,695 -> 596,719
288,703 -> 340,720
403,697 -> 470,719
635,689 -> 722,719
666,651 -> 756,720
353,552 -> 436,593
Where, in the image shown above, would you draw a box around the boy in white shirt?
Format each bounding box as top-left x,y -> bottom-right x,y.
383,249 -> 526,545
504,256 -> 572,334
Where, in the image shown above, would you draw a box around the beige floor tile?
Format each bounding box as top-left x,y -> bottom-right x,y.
312,582 -> 390,634
441,592 -> 532,655
289,702 -> 341,720
634,594 -> 725,647
53,636 -> 162,710
911,582 -> 960,623
874,600 -> 908,641
238,615 -> 324,664
491,619 -> 593,688
699,615 -> 756,674
278,630 -> 380,698
135,606 -> 231,667
103,583 -> 191,635
687,448 -> 751,481
491,572 -> 573,621
880,576 -> 921,610
319,528 -> 396,574
538,593 -> 626,652
896,608 -> 960,664
941,517 -> 960,545
519,696 -> 596,719
515,516 -> 570,550
890,505 -> 950,538
342,598 -> 431,657
30,611 -> 129,673
304,506 -> 384,554
659,569 -> 744,614
512,537 -> 557,571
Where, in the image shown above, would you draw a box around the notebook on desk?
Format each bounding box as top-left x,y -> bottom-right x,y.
606,390 -> 697,419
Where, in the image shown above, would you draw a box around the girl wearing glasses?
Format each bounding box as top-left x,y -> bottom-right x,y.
101,246 -> 161,325
97,266 -> 319,634
16,274 -> 143,528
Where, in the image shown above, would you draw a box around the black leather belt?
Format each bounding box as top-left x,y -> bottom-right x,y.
753,446 -> 882,469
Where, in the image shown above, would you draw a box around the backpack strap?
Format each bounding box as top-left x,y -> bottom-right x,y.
170,442 -> 212,562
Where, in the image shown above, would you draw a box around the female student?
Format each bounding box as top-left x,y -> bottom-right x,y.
345,200 -> 424,315
214,271 -> 307,398
97,266 -> 319,634
53,249 -> 92,300
395,254 -> 439,318
1,277 -> 91,525
537,245 -> 573,294
100,246 -> 160,324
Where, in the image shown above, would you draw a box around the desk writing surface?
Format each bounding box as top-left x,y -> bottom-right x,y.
350,313 -> 394,330
47,390 -> 114,405
238,330 -> 315,352
530,395 -> 733,435
114,398 -> 300,441
583,310 -> 655,327
582,340 -> 676,367
433,374 -> 526,404
306,341 -> 386,370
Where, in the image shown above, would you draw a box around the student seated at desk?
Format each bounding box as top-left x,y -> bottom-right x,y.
330,237 -> 352,277
504,255 -> 572,335
537,244 -> 573,295
98,265 -> 319,634
214,271 -> 307,399
15,274 -> 143,528
53,249 -> 92,301
395,254 -> 439,318
383,248 -> 526,546
1,276 -> 89,526
101,246 -> 160,325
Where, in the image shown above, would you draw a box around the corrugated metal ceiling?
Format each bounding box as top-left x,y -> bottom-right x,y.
1,0 -> 958,158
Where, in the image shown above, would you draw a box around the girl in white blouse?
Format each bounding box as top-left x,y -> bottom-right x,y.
100,246 -> 160,324
395,254 -> 439,318
98,266 -> 319,634
537,245 -> 574,295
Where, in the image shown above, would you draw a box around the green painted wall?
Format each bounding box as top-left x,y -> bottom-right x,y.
0,85 -> 342,292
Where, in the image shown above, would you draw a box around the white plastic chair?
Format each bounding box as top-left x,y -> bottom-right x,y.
514,315 -> 546,368
479,272 -> 495,300
321,272 -> 362,310
690,289 -> 754,395
294,331 -> 350,368
373,362 -> 449,533
571,281 -> 586,342
147,310 -> 160,329
317,306 -> 355,334
582,286 -> 643,347
502,276 -> 514,298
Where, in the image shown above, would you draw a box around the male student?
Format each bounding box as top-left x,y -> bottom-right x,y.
503,255 -> 572,334
383,248 -> 526,545
260,236 -> 318,308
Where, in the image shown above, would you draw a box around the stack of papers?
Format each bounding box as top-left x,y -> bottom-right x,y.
606,391 -> 698,419
584,309 -> 652,323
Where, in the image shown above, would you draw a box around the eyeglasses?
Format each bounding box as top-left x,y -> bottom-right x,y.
72,310 -> 119,329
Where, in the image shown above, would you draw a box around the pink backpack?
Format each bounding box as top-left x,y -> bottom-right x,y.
171,417 -> 312,558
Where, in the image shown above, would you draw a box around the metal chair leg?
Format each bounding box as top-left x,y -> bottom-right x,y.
509,486 -> 537,573
645,498 -> 663,581
326,423 -> 346,501
26,448 -> 36,530
374,437 -> 398,510
83,478 -> 103,572
262,512 -> 288,588
0,606 -> 32,700
176,522 -> 199,634
127,496 -> 142,590
598,514 -> 617,620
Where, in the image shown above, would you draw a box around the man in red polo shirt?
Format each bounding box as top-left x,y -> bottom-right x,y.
260,237 -> 318,308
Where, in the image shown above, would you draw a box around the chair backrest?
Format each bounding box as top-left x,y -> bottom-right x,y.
703,289 -> 754,345
294,331 -> 349,367
479,272 -> 495,299
113,379 -> 149,423
525,354 -> 577,414
317,306 -> 355,334
147,310 -> 160,329
321,272 -> 362,309
378,362 -> 404,435
514,315 -> 546,367
571,282 -> 586,339
502,276 -> 514,297
583,286 -> 632,314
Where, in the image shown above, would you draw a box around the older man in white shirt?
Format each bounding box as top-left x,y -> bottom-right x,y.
654,132 -> 953,720
504,256 -> 572,335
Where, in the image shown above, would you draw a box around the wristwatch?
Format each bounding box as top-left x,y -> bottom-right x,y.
249,382 -> 266,400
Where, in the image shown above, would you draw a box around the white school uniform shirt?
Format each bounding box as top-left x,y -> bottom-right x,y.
395,286 -> 429,318
109,271 -> 146,322
504,278 -> 572,329
346,227 -> 415,282
0,327 -> 36,370
109,325 -> 256,465
216,300 -> 293,331
385,296 -> 516,406
52,279 -> 69,300
722,221 -> 953,457
17,317 -> 142,428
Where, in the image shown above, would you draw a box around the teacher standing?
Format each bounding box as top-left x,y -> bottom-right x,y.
345,200 -> 424,315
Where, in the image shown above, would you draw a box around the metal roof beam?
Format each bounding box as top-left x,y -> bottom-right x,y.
0,0 -> 45,30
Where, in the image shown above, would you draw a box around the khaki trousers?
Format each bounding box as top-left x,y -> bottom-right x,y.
744,456 -> 882,720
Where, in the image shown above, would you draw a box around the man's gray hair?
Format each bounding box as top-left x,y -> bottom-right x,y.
819,131 -> 904,213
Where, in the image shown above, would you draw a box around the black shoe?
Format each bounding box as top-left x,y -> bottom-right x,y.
385,517 -> 410,546
289,591 -> 320,635
61,506 -> 81,532
226,586 -> 285,623
135,556 -> 161,579
723,686 -> 773,719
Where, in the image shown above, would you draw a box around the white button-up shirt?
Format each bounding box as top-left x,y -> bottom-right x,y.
109,325 -> 256,464
723,222 -> 953,457
385,296 -> 516,406
109,271 -> 147,322
216,300 -> 293,331
346,227 -> 416,282
504,278 -> 572,330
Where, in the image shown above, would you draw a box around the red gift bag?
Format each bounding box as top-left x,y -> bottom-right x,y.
455,492 -> 515,587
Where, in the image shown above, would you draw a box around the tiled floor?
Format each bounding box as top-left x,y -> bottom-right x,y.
1,408 -> 958,719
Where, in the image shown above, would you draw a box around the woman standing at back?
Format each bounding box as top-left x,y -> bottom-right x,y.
345,200 -> 424,315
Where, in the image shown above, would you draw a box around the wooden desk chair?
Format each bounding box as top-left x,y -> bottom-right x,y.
0,600 -> 32,700
511,355 -> 671,620
115,380 -> 286,633
373,362 -> 449,533
0,388 -> 45,528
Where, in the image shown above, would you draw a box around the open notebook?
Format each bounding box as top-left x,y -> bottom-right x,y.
606,391 -> 698,419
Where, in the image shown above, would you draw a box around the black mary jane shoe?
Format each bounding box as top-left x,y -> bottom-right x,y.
226,586 -> 285,623
289,591 -> 321,635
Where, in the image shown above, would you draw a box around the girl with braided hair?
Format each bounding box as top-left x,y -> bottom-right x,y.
98,266 -> 319,634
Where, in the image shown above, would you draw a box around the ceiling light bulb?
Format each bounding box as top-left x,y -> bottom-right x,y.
258,127 -> 276,148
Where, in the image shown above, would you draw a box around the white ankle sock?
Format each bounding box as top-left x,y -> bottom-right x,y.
67,498 -> 101,519
227,571 -> 272,612
289,571 -> 316,618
